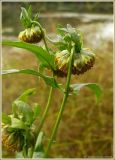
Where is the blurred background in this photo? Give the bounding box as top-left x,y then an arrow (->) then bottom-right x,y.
2,2 -> 113,158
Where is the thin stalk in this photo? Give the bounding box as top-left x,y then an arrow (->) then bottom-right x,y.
45,46 -> 74,157
36,86 -> 53,134
32,21 -> 50,53
31,21 -> 54,157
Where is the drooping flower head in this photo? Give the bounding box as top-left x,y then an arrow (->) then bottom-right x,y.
54,24 -> 95,77
18,6 -> 43,43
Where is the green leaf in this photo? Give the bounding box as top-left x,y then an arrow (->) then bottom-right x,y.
2,69 -> 59,88
12,100 -> 34,125
16,152 -> 23,158
2,113 -> 11,125
33,103 -> 41,121
18,88 -> 36,102
20,7 -> 32,28
2,41 -> 55,70
35,132 -> 44,151
27,5 -> 32,18
11,117 -> 27,130
70,83 -> 102,101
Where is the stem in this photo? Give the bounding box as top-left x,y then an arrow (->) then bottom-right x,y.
31,21 -> 54,157
45,46 -> 74,157
32,21 -> 50,53
36,86 -> 53,134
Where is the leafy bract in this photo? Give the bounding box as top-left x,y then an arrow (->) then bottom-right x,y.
2,69 -> 59,88
12,100 -> 34,125
2,113 -> 11,125
2,41 -> 55,70
18,88 -> 36,102
11,117 -> 27,130
70,83 -> 102,102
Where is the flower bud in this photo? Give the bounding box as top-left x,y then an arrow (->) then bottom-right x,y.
18,26 -> 42,43
55,48 -> 95,77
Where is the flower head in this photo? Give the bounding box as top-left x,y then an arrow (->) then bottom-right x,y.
2,125 -> 24,152
18,26 -> 42,43
55,48 -> 95,77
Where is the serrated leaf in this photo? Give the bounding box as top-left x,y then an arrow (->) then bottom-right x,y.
70,83 -> 102,102
2,41 -> 55,70
2,69 -> 59,88
2,113 -> 11,125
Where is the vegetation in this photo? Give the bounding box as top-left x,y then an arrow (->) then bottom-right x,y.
2,2 -> 113,158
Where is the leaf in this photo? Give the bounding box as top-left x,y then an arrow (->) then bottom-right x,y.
33,103 -> 41,121
2,41 -> 55,70
18,88 -> 36,102
2,113 -> 11,125
11,117 -> 27,130
35,132 -> 44,151
70,83 -> 102,101
12,100 -> 34,125
2,69 -> 59,88
27,5 -> 32,19
20,7 -> 31,28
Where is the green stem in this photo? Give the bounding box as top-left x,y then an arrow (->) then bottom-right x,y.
31,21 -> 54,157
45,46 -> 74,157
32,21 -> 50,53
36,86 -> 53,134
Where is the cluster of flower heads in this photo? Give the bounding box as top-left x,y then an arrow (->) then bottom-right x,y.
18,7 -> 95,77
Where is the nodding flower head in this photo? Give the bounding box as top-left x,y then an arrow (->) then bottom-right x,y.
2,124 -> 36,152
54,48 -> 95,77
18,26 -> 43,43
2,125 -> 24,152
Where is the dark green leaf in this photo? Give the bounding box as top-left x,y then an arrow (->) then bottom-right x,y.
2,69 -> 59,88
2,41 -> 55,70
2,113 -> 11,125
70,83 -> 102,101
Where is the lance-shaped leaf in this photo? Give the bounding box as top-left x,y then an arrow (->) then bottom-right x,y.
2,41 -> 55,70
2,69 -> 59,88
18,88 -> 36,102
70,83 -> 102,102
